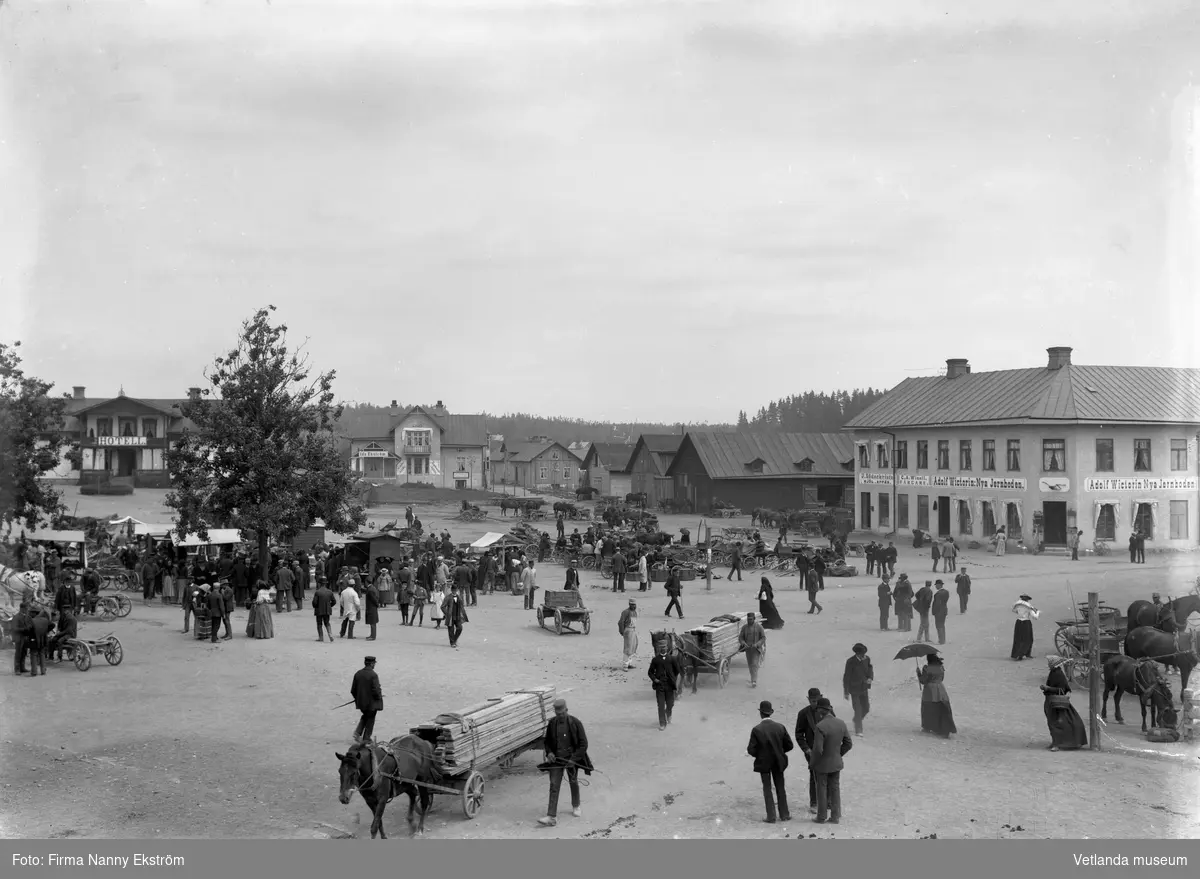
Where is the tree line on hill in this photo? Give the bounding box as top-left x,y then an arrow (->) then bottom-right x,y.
735,389 -> 885,433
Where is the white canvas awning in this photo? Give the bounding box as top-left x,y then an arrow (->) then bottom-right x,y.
134,523 -> 174,538
25,529 -> 87,545
171,529 -> 243,547
470,532 -> 508,549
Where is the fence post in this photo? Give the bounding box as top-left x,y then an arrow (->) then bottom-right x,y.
1088,591 -> 1101,750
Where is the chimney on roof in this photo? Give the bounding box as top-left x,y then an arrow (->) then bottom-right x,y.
1047,347 -> 1073,370
390,399 -> 399,417
188,387 -> 201,401
945,359 -> 970,380
435,400 -> 444,410
72,386 -> 85,400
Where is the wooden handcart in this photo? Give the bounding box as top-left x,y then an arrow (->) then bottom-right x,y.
51,633 -> 124,672
536,590 -> 591,635
407,686 -> 555,819
1053,602 -> 1127,685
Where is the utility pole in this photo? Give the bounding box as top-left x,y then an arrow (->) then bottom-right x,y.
1088,591 -> 1101,750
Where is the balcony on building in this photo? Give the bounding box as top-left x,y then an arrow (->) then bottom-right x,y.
402,443 -> 432,455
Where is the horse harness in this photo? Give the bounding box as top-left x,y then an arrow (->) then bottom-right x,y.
353,740 -> 442,801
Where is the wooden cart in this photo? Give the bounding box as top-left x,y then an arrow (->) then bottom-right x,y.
1053,602 -> 1126,685
536,590 -> 591,635
407,686 -> 555,819
677,613 -> 752,690
51,633 -> 124,672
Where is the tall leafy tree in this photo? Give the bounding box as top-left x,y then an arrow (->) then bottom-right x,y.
0,342 -> 77,534
165,307 -> 367,574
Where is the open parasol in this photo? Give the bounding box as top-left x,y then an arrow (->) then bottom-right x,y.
894,643 -> 940,687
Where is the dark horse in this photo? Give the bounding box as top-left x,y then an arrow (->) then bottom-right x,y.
336,735 -> 440,839
1101,655 -> 1174,731
1123,626 -> 1197,703
1126,592 -> 1200,632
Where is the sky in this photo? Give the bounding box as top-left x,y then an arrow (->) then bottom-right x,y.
1,0 -> 1198,423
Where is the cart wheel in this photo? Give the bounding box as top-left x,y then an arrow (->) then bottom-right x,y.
115,594 -> 132,617
73,643 -> 92,672
582,557 -> 596,570
98,598 -> 118,622
718,657 -> 731,688
1072,656 -> 1092,685
582,614 -> 591,635
461,771 -> 485,819
105,638 -> 123,666
1053,627 -> 1073,657
554,610 -> 563,635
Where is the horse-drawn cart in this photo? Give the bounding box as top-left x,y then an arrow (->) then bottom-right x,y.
671,613 -> 752,690
536,590 -> 591,635
408,686 -> 557,819
1053,602 -> 1127,684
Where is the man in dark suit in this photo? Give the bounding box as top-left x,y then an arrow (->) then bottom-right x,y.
914,580 -> 934,642
207,584 -> 226,644
795,687 -> 834,814
747,700 -> 793,823
312,578 -> 336,642
612,550 -> 626,592
877,578 -> 892,631
647,640 -> 683,730
842,643 -> 873,737
537,698 -> 593,827
54,576 -> 80,618
931,580 -> 950,645
811,697 -> 852,824
441,584 -> 469,648
231,554 -> 250,606
350,656 -> 383,742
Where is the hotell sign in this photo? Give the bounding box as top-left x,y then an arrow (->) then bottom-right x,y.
95,436 -> 148,447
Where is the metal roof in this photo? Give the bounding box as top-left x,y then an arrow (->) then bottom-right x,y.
501,441 -> 582,463
844,364 -> 1200,429
667,432 -> 856,479
638,434 -> 685,454
441,415 -> 488,447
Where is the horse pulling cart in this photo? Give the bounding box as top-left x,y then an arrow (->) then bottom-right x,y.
1054,602 -> 1127,684
657,613 -> 752,690
536,590 -> 591,635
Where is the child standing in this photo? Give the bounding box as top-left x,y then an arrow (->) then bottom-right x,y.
430,585 -> 446,628
411,581 -> 429,626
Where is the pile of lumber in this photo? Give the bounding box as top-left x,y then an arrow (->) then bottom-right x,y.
682,612 -> 750,661
411,685 -> 555,774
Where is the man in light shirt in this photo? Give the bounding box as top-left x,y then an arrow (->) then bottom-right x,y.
339,579 -> 362,639
637,552 -> 649,593
522,560 -> 539,610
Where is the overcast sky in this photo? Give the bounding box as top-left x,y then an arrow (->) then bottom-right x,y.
1,0 -> 1198,423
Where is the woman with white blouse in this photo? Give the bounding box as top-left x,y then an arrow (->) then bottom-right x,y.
247,579 -> 275,639
1010,594 -> 1039,660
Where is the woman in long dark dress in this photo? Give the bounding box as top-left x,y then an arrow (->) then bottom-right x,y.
756,577 -> 784,629
917,655 -> 957,738
1041,661 -> 1087,751
1011,594 -> 1039,660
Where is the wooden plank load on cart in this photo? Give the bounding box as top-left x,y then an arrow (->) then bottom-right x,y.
536,590 -> 591,635
1053,601 -> 1127,685
408,685 -> 556,820
677,612 -> 752,689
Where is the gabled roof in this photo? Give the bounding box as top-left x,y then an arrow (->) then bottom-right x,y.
350,406 -> 488,445
639,434 -> 685,454
844,364 -> 1200,429
666,431 -> 856,480
501,441 -> 555,463
583,442 -> 635,473
48,395 -> 202,433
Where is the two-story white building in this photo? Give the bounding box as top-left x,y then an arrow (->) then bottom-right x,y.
845,348 -> 1200,552
348,401 -> 490,490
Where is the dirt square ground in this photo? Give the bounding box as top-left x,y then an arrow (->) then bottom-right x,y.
2,487 -> 1198,839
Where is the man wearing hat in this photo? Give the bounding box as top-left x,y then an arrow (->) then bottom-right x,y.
811,697 -> 852,824
795,688 -> 834,814
913,579 -> 934,643
842,644 -> 873,737
312,577 -> 336,642
746,699 -> 794,823
441,584 -> 469,648
537,698 -> 593,827
738,612 -> 767,688
618,599 -> 639,669
647,638 -> 683,730
931,580 -> 950,645
954,567 -> 971,614
350,656 -> 383,742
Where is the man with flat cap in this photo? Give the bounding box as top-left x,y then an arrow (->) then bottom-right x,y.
618,598 -> 639,669
537,698 -> 593,827
739,612 -> 767,688
350,656 -> 383,742
747,699 -> 794,823
795,687 -> 835,814
842,643 -> 873,737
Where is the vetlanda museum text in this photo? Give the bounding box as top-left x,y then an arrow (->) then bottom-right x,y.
12,854 -> 186,867
1073,854 -> 1187,867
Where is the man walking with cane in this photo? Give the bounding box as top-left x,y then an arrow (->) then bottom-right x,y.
350,656 -> 383,742
537,698 -> 593,827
